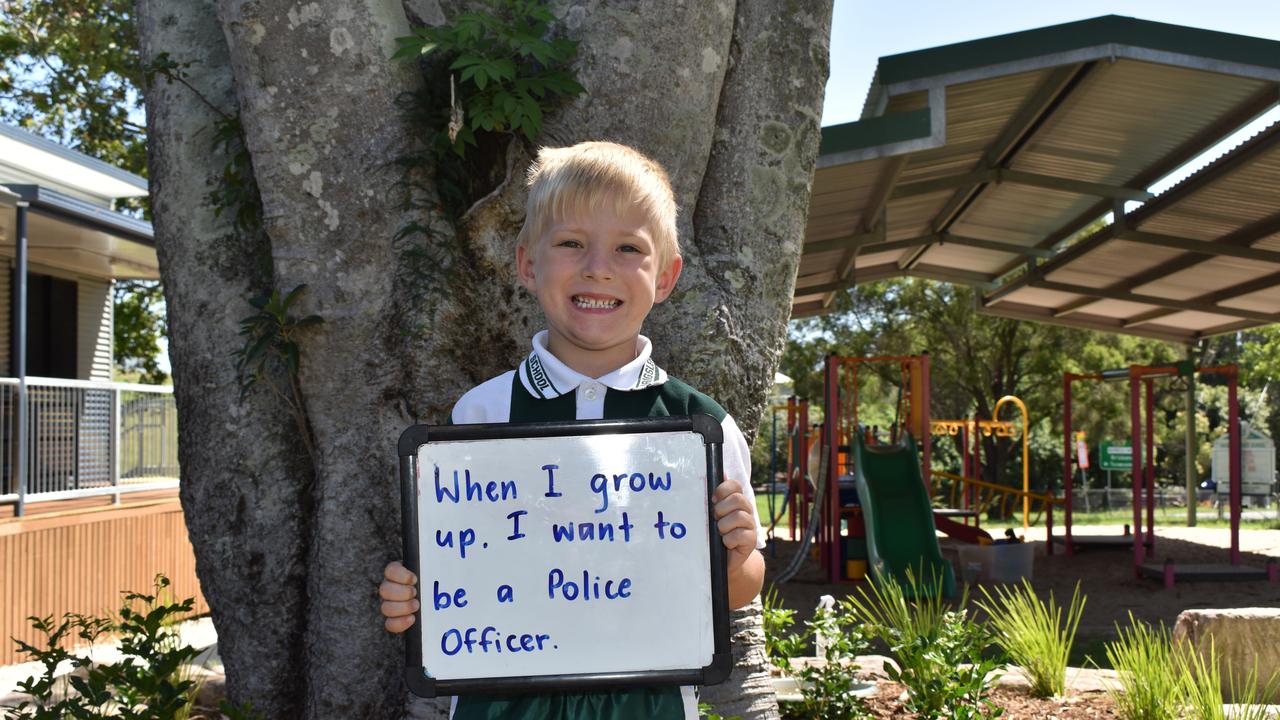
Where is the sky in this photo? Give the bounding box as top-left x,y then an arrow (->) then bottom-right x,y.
820,0 -> 1280,213
822,0 -> 1280,127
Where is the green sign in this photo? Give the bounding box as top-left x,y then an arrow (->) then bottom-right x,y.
1099,442 -> 1133,472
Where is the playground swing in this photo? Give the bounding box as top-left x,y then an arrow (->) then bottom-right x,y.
1061,362 -> 1279,588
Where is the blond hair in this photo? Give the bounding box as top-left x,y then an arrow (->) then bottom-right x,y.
516,142 -> 679,269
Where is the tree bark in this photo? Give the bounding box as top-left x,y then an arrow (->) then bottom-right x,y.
139,1 -> 831,717
138,2 -> 312,716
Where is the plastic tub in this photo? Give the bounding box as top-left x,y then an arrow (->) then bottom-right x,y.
956,542 -> 1034,584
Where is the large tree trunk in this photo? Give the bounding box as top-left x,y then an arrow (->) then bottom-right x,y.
138,1 -> 831,717
138,3 -> 313,717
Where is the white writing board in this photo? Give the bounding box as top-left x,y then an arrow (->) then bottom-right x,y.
396,416 -> 731,697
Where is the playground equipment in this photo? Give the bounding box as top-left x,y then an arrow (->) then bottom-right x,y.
852,432 -> 957,598
775,352 -> 1058,588
929,395 -> 1062,544
1062,362 -> 1277,587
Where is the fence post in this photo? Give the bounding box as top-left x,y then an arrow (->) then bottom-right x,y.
112,387 -> 121,504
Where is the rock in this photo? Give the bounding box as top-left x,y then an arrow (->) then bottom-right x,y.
1174,608 -> 1280,702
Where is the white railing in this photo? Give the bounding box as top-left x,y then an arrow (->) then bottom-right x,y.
0,377 -> 179,511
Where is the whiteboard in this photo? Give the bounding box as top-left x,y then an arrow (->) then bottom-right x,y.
397,416 -> 731,697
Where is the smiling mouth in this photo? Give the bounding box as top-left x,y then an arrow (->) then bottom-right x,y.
573,295 -> 621,310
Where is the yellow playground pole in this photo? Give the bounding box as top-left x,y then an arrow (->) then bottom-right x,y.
994,395 -> 1030,536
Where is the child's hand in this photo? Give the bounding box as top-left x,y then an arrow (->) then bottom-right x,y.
712,479 -> 757,569
379,561 -> 419,633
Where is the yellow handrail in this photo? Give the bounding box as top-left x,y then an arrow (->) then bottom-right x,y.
931,470 -> 1062,505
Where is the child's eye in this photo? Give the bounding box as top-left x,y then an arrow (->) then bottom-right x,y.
618,244 -> 643,254
556,239 -> 583,248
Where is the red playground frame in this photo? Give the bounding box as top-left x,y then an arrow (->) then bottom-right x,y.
1063,362 -> 1276,587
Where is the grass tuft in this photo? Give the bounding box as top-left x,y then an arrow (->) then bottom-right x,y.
977,580 -> 1085,698
1104,614 -> 1184,720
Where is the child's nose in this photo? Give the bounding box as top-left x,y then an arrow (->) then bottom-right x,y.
582,246 -> 614,279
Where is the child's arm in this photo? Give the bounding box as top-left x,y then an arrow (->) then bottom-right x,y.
379,561 -> 420,633
712,479 -> 766,610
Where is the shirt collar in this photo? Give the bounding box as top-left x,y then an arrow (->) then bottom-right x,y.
518,330 -> 668,399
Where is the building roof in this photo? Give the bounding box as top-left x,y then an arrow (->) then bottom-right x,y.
799,15 -> 1280,345
0,123 -> 148,205
0,124 -> 156,281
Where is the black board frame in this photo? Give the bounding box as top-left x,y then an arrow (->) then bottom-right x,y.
396,414 -> 732,698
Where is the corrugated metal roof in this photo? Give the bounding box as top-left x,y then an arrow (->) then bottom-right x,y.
798,15 -> 1280,344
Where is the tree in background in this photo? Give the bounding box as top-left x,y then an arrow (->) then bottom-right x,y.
0,0 -> 146,184
1,0 -> 168,382
138,1 -> 832,718
112,279 -> 167,383
780,279 -> 1205,501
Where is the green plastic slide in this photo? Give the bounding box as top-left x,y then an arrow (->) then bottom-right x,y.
852,433 -> 957,598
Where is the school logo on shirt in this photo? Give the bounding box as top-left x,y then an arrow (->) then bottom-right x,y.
636,359 -> 657,390
524,354 -> 558,398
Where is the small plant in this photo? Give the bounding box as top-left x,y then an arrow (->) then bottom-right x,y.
2,575 -> 258,720
845,570 -> 1004,720
393,0 -> 584,155
1104,614 -> 1184,720
234,284 -> 323,461
977,580 -> 1085,697
842,568 -> 953,646
782,603 -> 872,720
761,585 -> 803,666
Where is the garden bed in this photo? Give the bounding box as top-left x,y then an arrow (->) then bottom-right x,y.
857,681 -> 1117,719
775,656 -> 1122,719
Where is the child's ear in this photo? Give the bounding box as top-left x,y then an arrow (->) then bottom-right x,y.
654,254 -> 683,303
516,242 -> 538,292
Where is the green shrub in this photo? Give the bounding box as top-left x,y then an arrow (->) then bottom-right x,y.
844,570 -> 1004,720
977,580 -> 1085,697
783,604 -> 872,720
761,585 -> 804,665
3,575 -> 260,720
1104,615 -> 1184,720
764,588 -> 870,720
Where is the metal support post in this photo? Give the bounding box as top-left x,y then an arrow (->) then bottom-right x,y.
111,387 -> 122,504
1185,362 -> 1197,527
1152,379 -> 1162,558
1228,373 -> 1241,566
15,202 -> 28,517
1130,372 -> 1143,577
1063,374 -> 1074,555
920,352 -> 931,489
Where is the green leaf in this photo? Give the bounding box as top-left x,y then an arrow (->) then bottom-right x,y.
449,54 -> 484,70
281,284 -> 308,312
243,332 -> 273,367
488,58 -> 516,82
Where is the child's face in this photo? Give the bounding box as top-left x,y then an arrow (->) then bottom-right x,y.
517,198 -> 682,373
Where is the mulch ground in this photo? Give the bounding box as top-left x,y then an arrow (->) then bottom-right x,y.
857,682 -> 1117,719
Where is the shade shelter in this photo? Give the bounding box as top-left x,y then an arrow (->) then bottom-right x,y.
799,15 -> 1280,345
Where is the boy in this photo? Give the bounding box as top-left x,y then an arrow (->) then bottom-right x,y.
381,141 -> 765,720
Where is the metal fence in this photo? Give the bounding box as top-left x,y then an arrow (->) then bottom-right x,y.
0,377 -> 178,509
1069,488 -> 1280,517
